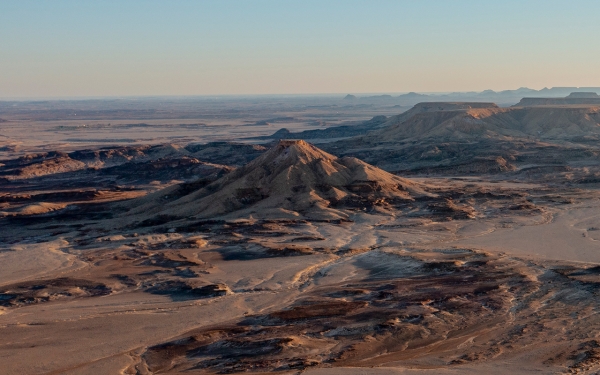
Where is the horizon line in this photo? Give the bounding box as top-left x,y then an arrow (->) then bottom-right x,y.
3,86 -> 600,102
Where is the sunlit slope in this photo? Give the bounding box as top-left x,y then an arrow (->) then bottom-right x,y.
125,140 -> 431,221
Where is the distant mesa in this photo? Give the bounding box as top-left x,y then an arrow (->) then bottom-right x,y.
270,128 -> 292,138
397,101 -> 499,115
567,92 -> 600,99
339,88 -> 582,106
515,92 -> 600,106
344,87 -> 600,106
365,102 -> 600,142
126,140 -> 431,221
398,92 -> 429,99
322,100 -> 600,176
378,102 -> 499,130
319,102 -> 501,146
514,86 -> 537,92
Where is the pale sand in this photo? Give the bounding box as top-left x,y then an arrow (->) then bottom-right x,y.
0,239 -> 86,285
0,290 -> 294,374
448,201 -> 600,262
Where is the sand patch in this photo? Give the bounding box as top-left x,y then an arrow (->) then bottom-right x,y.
10,202 -> 67,216
449,203 -> 600,262
0,239 -> 84,286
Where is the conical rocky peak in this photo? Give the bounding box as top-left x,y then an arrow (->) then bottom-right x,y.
250,139 -> 337,168
127,140 -> 432,221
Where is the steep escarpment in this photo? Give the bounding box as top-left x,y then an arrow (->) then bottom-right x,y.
380,102 -> 500,130
370,105 -> 600,141
321,103 -> 600,178
515,92 -> 600,106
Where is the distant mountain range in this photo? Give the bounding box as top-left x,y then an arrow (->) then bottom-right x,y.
344,87 -> 600,106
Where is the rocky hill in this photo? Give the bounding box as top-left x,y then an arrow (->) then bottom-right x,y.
124,140 -> 432,221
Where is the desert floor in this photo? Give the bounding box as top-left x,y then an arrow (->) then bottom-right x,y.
3,98 -> 600,374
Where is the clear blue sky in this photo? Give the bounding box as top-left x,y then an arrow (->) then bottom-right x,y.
1,0 -> 599,98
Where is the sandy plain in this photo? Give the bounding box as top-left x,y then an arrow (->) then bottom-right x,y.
2,96 -> 600,374
0,96 -> 403,159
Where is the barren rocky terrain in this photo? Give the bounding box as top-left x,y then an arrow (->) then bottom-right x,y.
3,96 -> 600,374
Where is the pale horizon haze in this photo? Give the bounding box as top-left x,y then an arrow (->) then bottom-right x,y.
1,0 -> 600,99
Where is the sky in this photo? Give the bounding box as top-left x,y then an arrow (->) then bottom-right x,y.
1,0 -> 600,98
